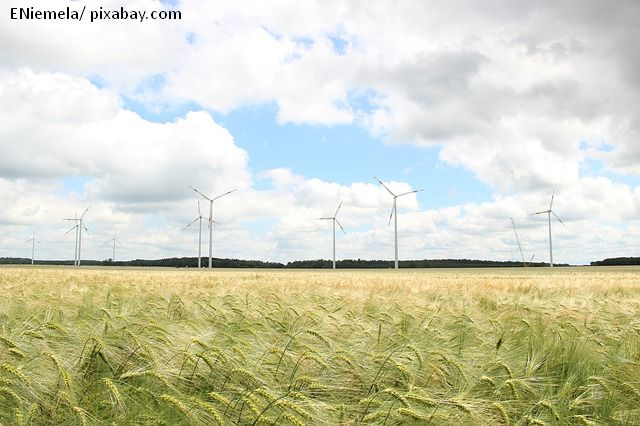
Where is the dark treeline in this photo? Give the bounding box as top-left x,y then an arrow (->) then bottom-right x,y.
0,257 -> 559,268
0,257 -> 284,268
287,259 -> 556,268
590,257 -> 640,266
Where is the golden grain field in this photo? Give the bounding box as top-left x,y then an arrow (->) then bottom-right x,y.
1,266 -> 640,425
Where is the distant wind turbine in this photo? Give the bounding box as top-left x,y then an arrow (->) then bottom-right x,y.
319,202 -> 345,269
64,207 -> 90,266
188,186 -> 237,269
510,217 -> 525,267
530,191 -> 564,267
184,198 -> 214,268
26,231 -> 35,265
105,231 -> 117,261
64,214 -> 79,265
374,176 -> 423,269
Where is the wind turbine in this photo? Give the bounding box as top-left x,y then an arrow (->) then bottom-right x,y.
319,202 -> 345,269
64,214 -> 79,266
184,199 -> 213,268
26,231 -> 35,265
105,231 -> 117,261
510,217 -> 525,267
64,207 -> 90,266
374,177 -> 423,269
530,191 -> 564,267
188,186 -> 237,269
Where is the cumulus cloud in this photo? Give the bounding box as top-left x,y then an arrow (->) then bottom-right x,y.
0,69 -> 251,202
4,0 -> 639,184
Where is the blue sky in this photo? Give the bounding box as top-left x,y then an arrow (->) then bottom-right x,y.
121,93 -> 494,208
1,0 -> 639,265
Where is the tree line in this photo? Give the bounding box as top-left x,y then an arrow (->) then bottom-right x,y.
590,257 -> 640,266
0,257 -> 561,268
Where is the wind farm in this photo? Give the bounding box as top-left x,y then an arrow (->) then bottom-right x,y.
0,185 -> 610,269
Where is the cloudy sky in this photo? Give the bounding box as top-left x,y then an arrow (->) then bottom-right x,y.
1,0 -> 639,265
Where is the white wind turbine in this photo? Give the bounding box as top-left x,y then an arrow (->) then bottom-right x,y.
188,186 -> 237,269
26,231 -> 35,265
530,191 -> 564,267
374,176 -> 423,269
105,231 -> 117,261
184,198 -> 213,268
510,217 -> 525,266
64,214 -> 79,266
64,207 -> 90,266
319,202 -> 345,269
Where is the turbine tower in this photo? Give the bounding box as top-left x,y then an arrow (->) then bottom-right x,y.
64,207 -> 90,266
374,176 -> 423,269
530,191 -> 564,267
184,198 -> 212,268
64,213 -> 79,266
510,217 -> 525,267
319,202 -> 345,269
188,186 -> 237,269
26,231 -> 35,265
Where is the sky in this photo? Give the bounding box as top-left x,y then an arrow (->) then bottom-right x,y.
1,0 -> 639,265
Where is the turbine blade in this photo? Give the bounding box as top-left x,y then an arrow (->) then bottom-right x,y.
64,225 -> 77,235
335,219 -> 346,234
374,176 -> 396,196
189,185 -> 212,201
551,211 -> 565,227
83,225 -> 90,234
334,201 -> 342,218
212,188 -> 238,201
319,217 -> 332,220
184,217 -> 199,230
397,188 -> 423,198
197,198 -> 201,216
80,206 -> 90,219
549,190 -> 555,210
529,210 -> 549,216
387,200 -> 396,226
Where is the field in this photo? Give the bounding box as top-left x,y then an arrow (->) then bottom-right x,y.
1,266 -> 640,425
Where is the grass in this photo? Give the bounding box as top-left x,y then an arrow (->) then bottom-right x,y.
0,266 -> 640,424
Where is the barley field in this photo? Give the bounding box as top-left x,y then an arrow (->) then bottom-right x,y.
1,266 -> 640,425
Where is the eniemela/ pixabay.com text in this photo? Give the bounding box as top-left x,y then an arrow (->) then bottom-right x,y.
10,6 -> 181,23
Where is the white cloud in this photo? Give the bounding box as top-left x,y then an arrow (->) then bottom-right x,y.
0,69 -> 251,202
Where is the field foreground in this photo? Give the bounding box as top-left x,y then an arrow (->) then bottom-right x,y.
1,266 -> 640,425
